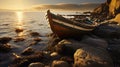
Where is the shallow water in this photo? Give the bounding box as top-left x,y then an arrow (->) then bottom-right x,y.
0,11 -> 53,53
0,11 -> 53,67
0,12 -> 51,36
0,11 -> 83,67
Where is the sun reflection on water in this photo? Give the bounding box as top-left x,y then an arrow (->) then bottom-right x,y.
15,11 -> 25,37
17,11 -> 23,23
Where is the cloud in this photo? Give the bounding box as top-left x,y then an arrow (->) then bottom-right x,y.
33,3 -> 100,11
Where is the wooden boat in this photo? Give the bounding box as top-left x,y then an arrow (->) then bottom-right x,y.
46,10 -> 97,38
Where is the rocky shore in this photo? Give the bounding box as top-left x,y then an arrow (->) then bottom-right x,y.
0,21 -> 120,67
0,0 -> 120,67
0,25 -> 120,67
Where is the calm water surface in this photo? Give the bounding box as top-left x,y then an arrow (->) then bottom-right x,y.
0,11 -> 51,37
0,11 -> 82,66
0,11 -> 52,66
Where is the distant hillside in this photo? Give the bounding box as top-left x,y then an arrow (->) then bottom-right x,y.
0,9 -> 10,11
33,3 -> 100,11
0,8 -> 19,11
0,8 -> 31,12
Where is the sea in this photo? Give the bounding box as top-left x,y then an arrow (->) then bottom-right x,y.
0,11 -> 83,67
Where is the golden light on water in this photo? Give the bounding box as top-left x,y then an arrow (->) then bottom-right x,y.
16,11 -> 23,23
15,11 -> 25,37
15,11 -> 24,29
18,32 -> 24,37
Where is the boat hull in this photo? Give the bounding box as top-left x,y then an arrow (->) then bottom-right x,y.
47,10 -> 96,38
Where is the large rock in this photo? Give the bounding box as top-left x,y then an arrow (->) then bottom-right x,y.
107,38 -> 120,45
80,36 -> 108,48
93,3 -> 109,21
51,60 -> 69,67
74,47 -> 113,67
93,23 -> 120,38
0,44 -> 12,53
0,37 -> 12,44
110,13 -> 120,23
109,0 -> 120,16
93,0 -> 120,21
10,52 -> 44,67
108,42 -> 120,64
47,33 -> 61,51
54,39 -> 88,55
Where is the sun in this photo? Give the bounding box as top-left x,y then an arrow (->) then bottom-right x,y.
0,0 -> 29,10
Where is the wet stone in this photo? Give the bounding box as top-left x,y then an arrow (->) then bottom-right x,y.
51,60 -> 69,67
0,44 -> 12,53
50,52 -> 61,60
74,47 -> 114,67
93,23 -> 120,39
15,28 -> 24,33
50,52 -> 59,57
30,32 -> 41,37
80,37 -> 108,49
28,62 -> 45,67
108,44 -> 120,64
21,47 -> 34,55
10,52 -> 44,67
33,37 -> 42,42
14,37 -> 25,42
54,39 -> 87,56
29,41 -> 38,46
60,56 -> 73,63
0,37 -> 12,44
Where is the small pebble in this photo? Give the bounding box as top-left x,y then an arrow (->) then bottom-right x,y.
50,52 -> 59,57
29,41 -> 38,46
52,60 -> 69,67
15,28 -> 24,33
33,37 -> 42,42
30,32 -> 41,37
14,37 -> 25,42
21,47 -> 34,55
28,62 -> 45,67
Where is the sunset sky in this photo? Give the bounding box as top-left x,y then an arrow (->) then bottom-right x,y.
0,0 -> 105,10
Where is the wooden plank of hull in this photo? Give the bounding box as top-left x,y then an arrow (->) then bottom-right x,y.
51,21 -> 88,38
52,19 -> 94,31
